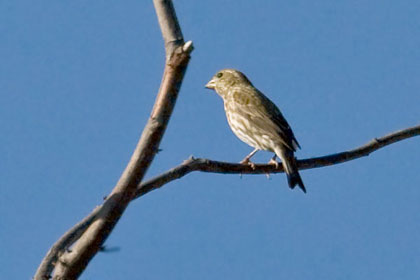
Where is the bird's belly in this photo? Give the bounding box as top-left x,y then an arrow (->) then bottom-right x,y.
226,111 -> 276,152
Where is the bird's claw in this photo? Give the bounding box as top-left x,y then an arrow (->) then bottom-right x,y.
249,162 -> 256,170
265,157 -> 278,179
268,158 -> 279,169
240,158 -> 256,170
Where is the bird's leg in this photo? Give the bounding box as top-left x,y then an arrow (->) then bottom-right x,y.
268,154 -> 279,168
240,148 -> 259,169
264,154 -> 279,179
240,148 -> 258,164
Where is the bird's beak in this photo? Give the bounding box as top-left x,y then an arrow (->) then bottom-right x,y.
205,79 -> 216,89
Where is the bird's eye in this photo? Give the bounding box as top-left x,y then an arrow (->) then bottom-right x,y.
216,72 -> 223,78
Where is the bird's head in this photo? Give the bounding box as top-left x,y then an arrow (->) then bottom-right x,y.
205,69 -> 253,97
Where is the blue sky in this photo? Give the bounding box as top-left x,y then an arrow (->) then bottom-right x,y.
1,1 -> 420,279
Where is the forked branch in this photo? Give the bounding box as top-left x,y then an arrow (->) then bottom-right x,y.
34,0 -> 193,279
36,125 -> 419,277
33,1 -> 419,278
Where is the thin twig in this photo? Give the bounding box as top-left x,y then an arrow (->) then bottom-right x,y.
135,124 -> 420,197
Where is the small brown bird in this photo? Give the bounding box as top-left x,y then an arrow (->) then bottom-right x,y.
205,69 -> 306,193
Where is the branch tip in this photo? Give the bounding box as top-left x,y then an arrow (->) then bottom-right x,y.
183,41 -> 194,52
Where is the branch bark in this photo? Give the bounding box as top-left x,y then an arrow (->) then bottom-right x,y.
134,124 -> 420,197
34,207 -> 100,279
33,1 -> 419,278
34,1 -> 193,279
35,124 -> 419,277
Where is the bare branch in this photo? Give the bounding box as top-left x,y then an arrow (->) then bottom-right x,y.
33,1 -> 418,277
154,0 -> 184,59
135,124 -> 420,197
34,1 -> 193,279
34,207 -> 101,279
36,123 -> 419,279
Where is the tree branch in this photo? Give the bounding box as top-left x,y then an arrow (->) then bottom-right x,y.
34,207 -> 101,280
34,1 -> 193,279
135,124 -> 420,197
33,1 -> 418,277
36,120 -> 419,279
154,0 -> 184,59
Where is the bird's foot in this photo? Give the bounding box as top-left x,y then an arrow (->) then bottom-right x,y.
240,158 -> 256,170
268,158 -> 279,169
265,155 -> 279,179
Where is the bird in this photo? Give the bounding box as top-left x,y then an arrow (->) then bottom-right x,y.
205,69 -> 306,193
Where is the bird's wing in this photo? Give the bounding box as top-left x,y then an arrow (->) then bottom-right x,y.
259,91 -> 301,151
228,86 -> 300,151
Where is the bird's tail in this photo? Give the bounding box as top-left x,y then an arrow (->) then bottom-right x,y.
275,147 -> 306,193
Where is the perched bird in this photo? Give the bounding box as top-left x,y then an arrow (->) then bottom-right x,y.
205,69 -> 306,193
